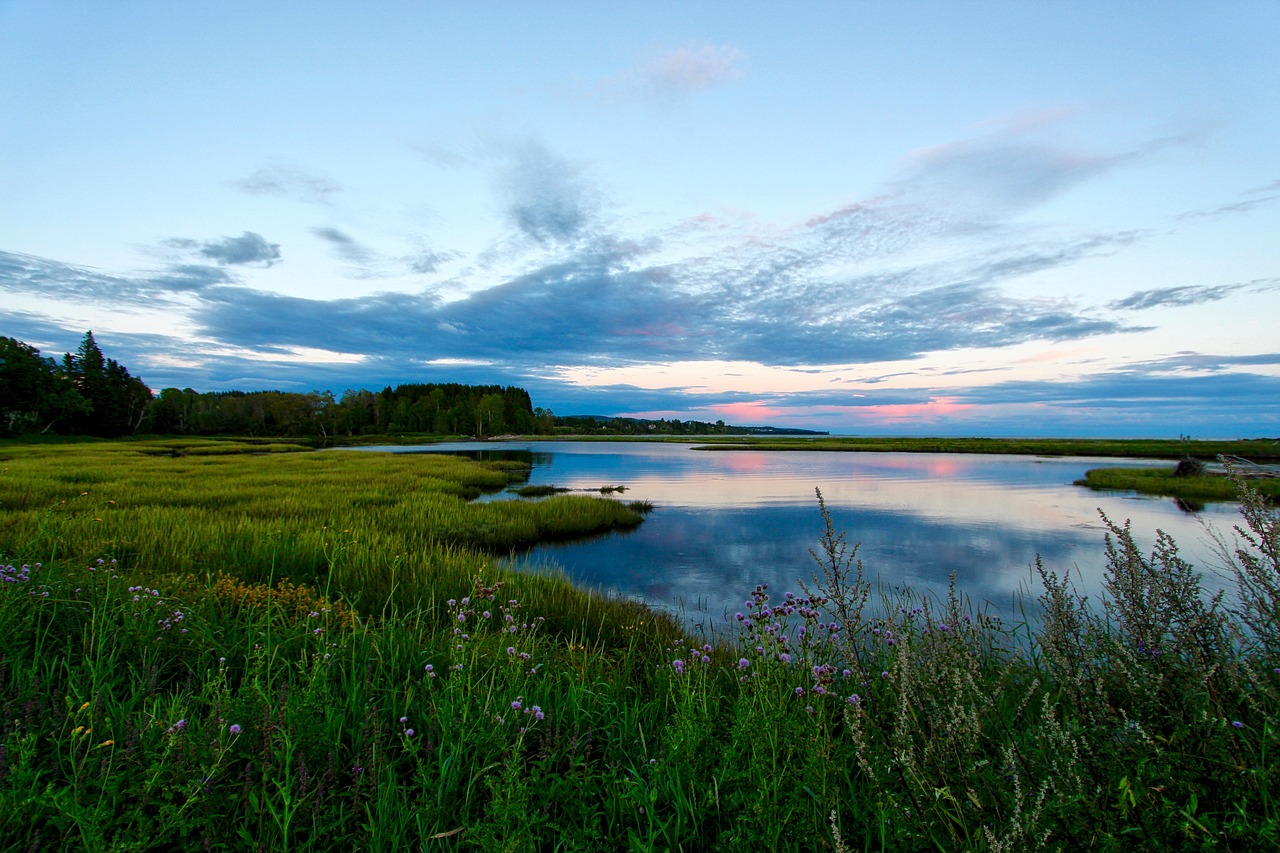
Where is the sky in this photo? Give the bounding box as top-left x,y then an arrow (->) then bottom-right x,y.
2,1 -> 1278,437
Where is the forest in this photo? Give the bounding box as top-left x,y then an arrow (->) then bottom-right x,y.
0,333 -> 759,441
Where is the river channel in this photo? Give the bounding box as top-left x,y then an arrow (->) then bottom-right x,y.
373,441 -> 1242,628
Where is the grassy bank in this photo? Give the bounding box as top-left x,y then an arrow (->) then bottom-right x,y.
1077,466 -> 1280,503
2,439 -> 1279,850
691,435 -> 1280,461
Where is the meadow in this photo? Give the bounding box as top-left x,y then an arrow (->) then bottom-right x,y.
1,438 -> 1278,851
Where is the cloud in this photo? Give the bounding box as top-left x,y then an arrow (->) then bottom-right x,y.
147,264 -> 237,291
1177,178 -> 1280,222
310,227 -> 388,277
1110,283 -> 1242,311
891,137 -> 1116,222
179,232 -> 282,267
1109,278 -> 1279,311
232,163 -> 340,205
185,225 -> 1132,375
499,142 -> 598,245
17,117 -> 1270,437
404,248 -> 455,274
596,44 -> 745,103
0,250 -> 229,305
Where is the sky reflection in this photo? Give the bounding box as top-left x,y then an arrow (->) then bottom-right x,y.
388,441 -> 1242,628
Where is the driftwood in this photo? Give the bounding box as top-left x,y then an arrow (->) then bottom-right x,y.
1206,456 -> 1280,479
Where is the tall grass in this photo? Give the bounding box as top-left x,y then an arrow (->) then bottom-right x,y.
0,439 -> 645,619
2,442 -> 1278,850
1076,465 -> 1280,502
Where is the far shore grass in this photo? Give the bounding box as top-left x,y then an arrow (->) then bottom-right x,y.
684,434 -> 1280,461
1075,465 -> 1280,503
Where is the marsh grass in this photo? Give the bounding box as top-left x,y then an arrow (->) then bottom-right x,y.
0,439 -> 645,617
1076,466 -> 1280,502
2,442 -> 1279,850
693,436 -> 1280,462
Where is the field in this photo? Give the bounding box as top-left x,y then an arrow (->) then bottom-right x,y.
2,438 -> 1278,851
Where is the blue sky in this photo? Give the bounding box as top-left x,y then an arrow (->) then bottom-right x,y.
2,1 -> 1278,437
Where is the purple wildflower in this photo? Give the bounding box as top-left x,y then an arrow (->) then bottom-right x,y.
737,658 -> 750,670
229,724 -> 242,735
672,659 -> 685,675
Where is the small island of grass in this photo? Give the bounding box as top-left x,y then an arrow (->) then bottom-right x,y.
1076,461 -> 1280,503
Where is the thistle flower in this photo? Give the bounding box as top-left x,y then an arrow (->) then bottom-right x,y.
672,659 -> 685,674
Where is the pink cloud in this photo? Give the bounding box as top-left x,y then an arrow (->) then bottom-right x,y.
710,401 -> 785,422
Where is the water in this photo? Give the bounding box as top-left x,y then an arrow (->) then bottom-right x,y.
367,441 -> 1242,625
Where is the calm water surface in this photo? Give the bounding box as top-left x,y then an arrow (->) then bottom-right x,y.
372,441 -> 1240,626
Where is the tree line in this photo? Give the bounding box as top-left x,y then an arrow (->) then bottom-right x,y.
1,333 -> 549,441
1,332 -> 151,438
2,333 -> 792,442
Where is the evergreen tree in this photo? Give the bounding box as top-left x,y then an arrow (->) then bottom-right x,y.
0,336 -> 89,434
62,331 -> 152,436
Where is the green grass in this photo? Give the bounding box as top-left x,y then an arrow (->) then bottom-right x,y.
0,438 -> 646,621
691,435 -> 1280,461
2,438 -> 1279,850
1076,466 -> 1280,502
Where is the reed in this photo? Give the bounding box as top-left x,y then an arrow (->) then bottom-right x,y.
1076,465 -> 1280,502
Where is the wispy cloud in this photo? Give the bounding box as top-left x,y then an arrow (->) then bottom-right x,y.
232,163 -> 341,205
310,227 -> 390,278
404,248 -> 455,275
1109,278 -> 1279,311
0,250 -> 230,305
499,141 -> 599,246
167,232 -> 281,267
594,44 -> 745,104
